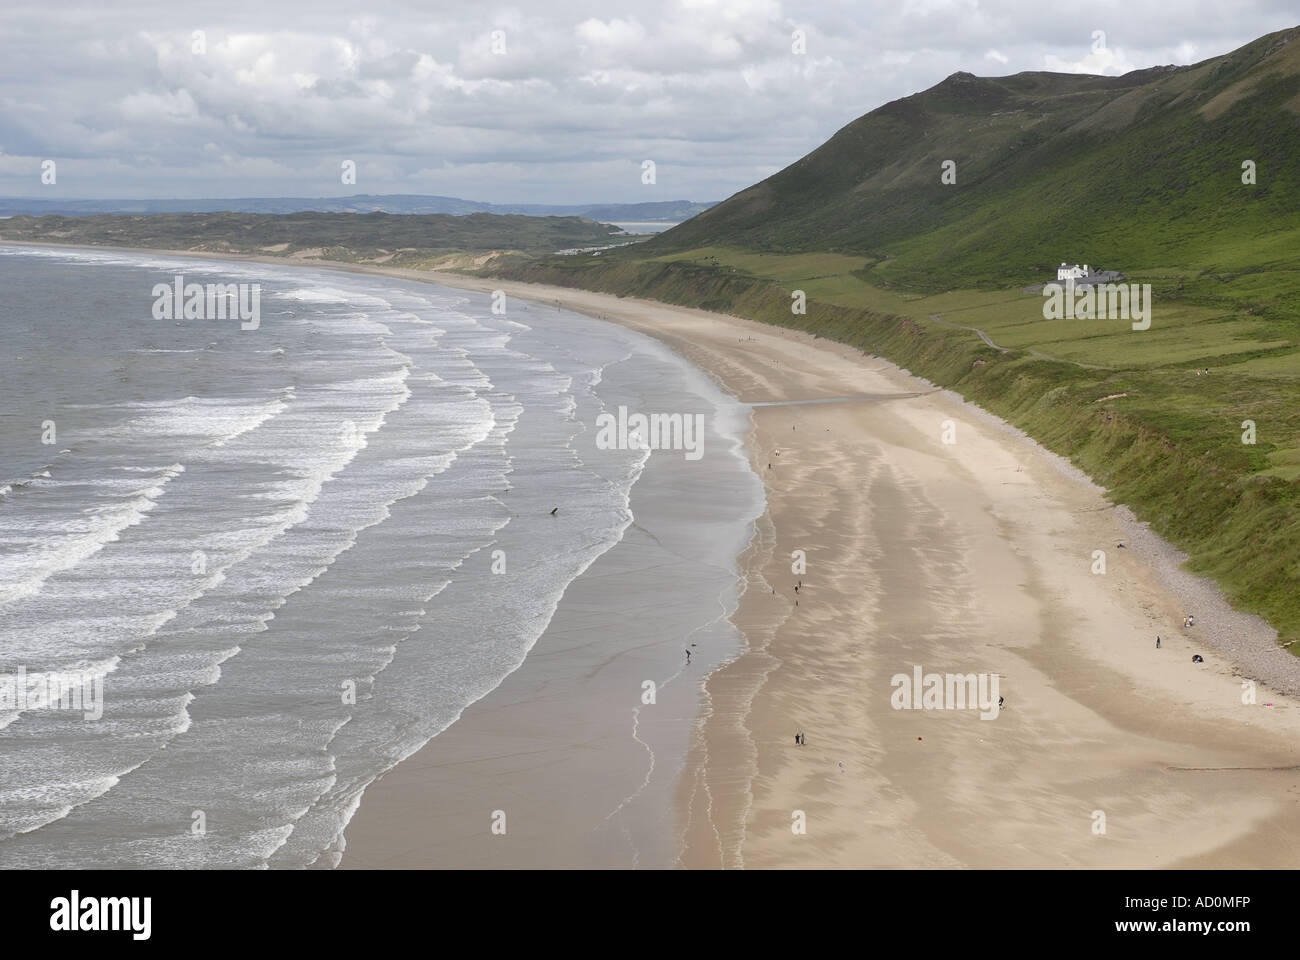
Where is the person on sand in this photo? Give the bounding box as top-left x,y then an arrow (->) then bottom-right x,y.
685,649 -> 692,664
1156,636 -> 1161,648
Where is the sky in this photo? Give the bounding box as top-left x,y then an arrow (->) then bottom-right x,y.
0,0 -> 1295,204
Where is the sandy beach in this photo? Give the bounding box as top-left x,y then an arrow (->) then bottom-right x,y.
9,243 -> 1299,869
353,266 -> 1300,869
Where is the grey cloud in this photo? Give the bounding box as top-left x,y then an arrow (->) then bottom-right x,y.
0,0 -> 1293,202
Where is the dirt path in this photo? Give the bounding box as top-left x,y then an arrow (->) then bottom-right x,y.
927,313 -> 1112,370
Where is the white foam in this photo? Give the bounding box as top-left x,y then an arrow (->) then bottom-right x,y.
0,465 -> 184,607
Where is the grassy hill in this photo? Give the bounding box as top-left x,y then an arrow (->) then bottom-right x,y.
487,27 -> 1300,647
653,28 -> 1300,294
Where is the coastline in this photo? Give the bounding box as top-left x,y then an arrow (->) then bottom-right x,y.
9,241 -> 1300,868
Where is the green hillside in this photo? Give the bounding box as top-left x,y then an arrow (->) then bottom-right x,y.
653,27 -> 1300,293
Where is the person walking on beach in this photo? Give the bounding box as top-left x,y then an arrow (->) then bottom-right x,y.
1156,636 -> 1161,649
686,649 -> 692,664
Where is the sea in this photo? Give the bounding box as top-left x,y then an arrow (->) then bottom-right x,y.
0,245 -> 763,868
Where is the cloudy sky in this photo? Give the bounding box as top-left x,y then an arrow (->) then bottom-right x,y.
0,0 -> 1295,203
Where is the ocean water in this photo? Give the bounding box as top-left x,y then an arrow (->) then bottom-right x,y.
0,246 -> 763,868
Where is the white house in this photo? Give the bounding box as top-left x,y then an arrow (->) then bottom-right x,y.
1057,262 -> 1091,280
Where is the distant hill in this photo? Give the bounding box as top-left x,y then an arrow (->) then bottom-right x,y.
652,26 -> 1300,291
0,211 -> 631,264
0,194 -> 716,223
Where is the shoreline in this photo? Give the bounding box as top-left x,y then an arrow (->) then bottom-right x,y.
10,241 -> 1300,867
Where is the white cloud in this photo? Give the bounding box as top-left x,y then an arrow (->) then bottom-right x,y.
1042,46 -> 1140,75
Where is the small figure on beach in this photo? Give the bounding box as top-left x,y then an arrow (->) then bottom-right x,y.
998,696 -> 1004,708
1192,654 -> 1204,663
1156,636 -> 1161,649
686,649 -> 692,664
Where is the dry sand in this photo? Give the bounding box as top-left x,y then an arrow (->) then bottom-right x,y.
12,243 -> 1298,868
